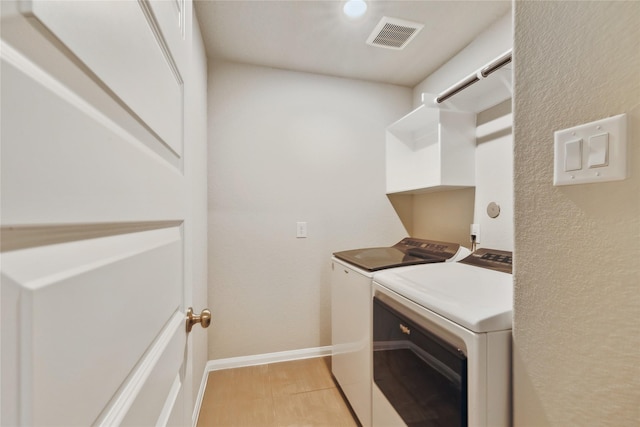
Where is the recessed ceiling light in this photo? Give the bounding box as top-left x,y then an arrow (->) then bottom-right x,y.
343,0 -> 367,19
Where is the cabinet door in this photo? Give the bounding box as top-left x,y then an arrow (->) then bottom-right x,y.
331,262 -> 372,427
1,1 -> 201,425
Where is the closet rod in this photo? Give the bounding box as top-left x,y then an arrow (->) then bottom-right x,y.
435,49 -> 512,104
481,51 -> 512,77
436,75 -> 480,103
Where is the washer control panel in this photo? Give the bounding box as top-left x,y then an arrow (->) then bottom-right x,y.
460,248 -> 512,274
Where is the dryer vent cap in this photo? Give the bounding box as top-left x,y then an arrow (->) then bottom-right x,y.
366,16 -> 424,50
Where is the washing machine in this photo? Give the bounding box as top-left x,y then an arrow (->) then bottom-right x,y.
371,248 -> 513,427
331,238 -> 470,427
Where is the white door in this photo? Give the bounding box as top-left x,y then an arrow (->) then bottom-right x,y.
1,1 -> 206,425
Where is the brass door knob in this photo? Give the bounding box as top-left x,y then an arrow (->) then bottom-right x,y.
186,307 -> 211,333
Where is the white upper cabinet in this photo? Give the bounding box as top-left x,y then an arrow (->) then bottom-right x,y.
385,49 -> 512,195
386,105 -> 476,194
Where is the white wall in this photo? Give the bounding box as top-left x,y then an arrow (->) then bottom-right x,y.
410,188 -> 475,246
513,2 -> 640,425
474,100 -> 513,251
410,12 -> 513,251
412,12 -> 512,108
207,62 -> 409,359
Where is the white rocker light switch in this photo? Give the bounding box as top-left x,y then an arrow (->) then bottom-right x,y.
553,114 -> 627,186
588,133 -> 609,168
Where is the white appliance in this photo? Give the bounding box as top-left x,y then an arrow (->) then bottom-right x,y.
331,238 -> 469,427
371,248 -> 513,427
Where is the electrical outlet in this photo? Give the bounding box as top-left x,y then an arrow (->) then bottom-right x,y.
470,223 -> 480,243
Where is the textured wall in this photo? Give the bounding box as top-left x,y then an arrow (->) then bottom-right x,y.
207,62 -> 409,359
513,2 -> 640,426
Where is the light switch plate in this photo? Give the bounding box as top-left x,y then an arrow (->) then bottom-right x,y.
553,113 -> 627,186
296,221 -> 307,238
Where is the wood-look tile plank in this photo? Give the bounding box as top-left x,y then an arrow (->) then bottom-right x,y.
273,388 -> 359,427
197,365 -> 274,427
196,357 -> 359,427
269,357 -> 335,397
204,365 -> 271,405
197,399 -> 276,427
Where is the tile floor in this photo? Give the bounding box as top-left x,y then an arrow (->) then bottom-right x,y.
196,356 -> 359,427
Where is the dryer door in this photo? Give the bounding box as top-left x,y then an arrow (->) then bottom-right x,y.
373,296 -> 468,427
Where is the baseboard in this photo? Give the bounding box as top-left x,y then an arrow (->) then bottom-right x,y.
192,346 -> 333,425
192,362 -> 209,427
206,345 -> 333,371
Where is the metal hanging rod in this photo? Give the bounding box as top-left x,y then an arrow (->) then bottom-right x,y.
435,49 -> 512,104
436,75 -> 480,103
481,50 -> 512,78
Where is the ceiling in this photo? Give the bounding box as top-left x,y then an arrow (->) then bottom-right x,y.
194,0 -> 511,87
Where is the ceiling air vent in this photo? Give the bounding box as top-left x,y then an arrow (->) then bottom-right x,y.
366,17 -> 424,50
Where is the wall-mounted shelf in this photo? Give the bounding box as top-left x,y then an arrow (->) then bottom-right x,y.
386,105 -> 476,194
385,50 -> 512,195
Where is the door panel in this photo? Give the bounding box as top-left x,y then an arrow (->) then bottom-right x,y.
0,0 -> 203,425
1,227 -> 183,426
1,278 -> 20,427
24,0 -> 184,156
1,42 -> 183,226
147,0 -> 187,70
110,313 -> 186,427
